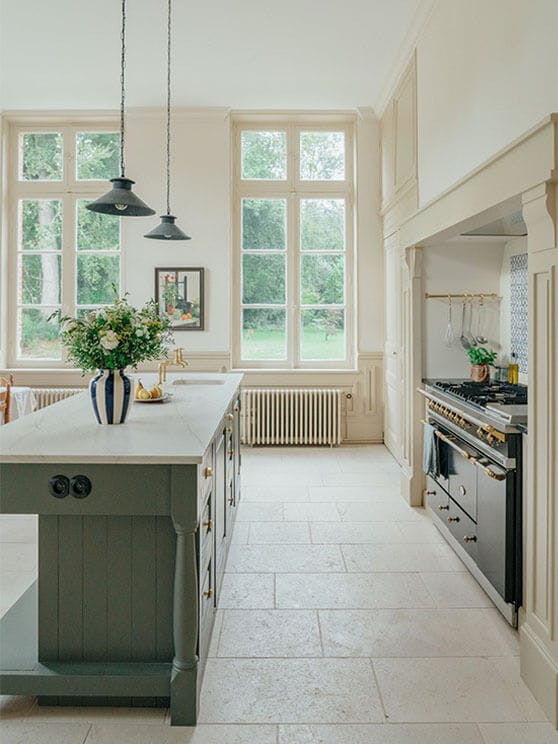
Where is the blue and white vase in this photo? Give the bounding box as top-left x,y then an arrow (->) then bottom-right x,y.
89,369 -> 132,425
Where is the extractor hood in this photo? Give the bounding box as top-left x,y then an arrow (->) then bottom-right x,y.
461,210 -> 527,238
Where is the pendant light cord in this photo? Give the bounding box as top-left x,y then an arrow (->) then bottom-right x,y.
165,0 -> 172,215
120,0 -> 127,178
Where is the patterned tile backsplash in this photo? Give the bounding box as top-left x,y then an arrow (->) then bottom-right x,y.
510,253 -> 528,374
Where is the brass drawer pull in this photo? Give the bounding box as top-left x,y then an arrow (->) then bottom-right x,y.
203,519 -> 213,531
425,490 -> 436,495
437,504 -> 449,511
447,516 -> 460,523
203,589 -> 213,599
228,495 -> 234,506
464,535 -> 477,543
204,466 -> 213,478
229,449 -> 234,458
226,426 -> 232,433
227,413 -> 234,421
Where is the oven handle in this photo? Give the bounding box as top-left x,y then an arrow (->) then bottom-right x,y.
423,421 -> 508,482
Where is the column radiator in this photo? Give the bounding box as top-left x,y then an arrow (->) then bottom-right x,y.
33,387 -> 83,410
241,388 -> 342,446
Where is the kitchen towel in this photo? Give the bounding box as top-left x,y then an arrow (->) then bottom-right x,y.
423,422 -> 440,477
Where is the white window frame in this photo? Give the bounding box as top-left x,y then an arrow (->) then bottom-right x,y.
232,115 -> 355,370
6,117 -> 122,368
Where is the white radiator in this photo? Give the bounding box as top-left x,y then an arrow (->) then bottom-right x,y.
241,388 -> 342,446
33,387 -> 83,410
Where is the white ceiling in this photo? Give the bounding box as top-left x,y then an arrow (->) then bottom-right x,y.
0,0 -> 422,111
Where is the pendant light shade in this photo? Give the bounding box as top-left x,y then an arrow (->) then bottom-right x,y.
87,178 -> 155,217
144,0 -> 190,240
144,214 -> 190,240
86,0 -> 154,218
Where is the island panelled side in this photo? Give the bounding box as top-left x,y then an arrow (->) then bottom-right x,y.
0,392 -> 242,726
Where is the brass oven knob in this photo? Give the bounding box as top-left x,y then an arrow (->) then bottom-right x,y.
204,466 -> 213,478
447,516 -> 460,523
437,504 -> 449,511
463,535 -> 477,543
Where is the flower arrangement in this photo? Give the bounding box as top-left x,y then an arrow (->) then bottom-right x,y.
56,294 -> 173,373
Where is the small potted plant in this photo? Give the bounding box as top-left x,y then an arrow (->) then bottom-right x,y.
467,346 -> 497,382
55,294 -> 172,425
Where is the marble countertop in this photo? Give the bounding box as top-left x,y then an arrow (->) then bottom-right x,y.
0,373 -> 243,465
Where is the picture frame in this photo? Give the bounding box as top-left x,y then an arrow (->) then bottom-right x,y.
154,267 -> 205,331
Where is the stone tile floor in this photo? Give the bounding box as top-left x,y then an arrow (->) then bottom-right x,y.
1,444 -> 557,743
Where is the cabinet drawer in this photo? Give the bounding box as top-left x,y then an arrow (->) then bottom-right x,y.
426,476 -> 450,516
446,498 -> 478,561
200,493 -> 213,560
199,446 -> 214,501
200,556 -> 215,622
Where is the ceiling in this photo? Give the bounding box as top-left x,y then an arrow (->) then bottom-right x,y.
0,0 -> 423,112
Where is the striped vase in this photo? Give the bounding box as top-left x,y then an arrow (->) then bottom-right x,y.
89,369 -> 132,425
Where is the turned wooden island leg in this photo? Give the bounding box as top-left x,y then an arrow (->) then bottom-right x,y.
170,519 -> 199,725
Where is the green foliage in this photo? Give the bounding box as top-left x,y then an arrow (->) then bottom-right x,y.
301,254 -> 344,304
242,199 -> 286,250
301,199 -> 344,250
241,131 -> 286,179
21,133 -> 63,180
242,254 -> 286,304
300,131 -> 345,180
77,200 -> 119,250
77,254 -> 120,305
55,294 -> 173,372
467,347 -> 497,366
76,132 -> 119,180
21,199 -> 62,250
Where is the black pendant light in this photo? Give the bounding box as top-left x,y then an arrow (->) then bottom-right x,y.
144,0 -> 191,240
87,0 -> 155,217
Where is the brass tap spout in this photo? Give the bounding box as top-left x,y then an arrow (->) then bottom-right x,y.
158,347 -> 189,385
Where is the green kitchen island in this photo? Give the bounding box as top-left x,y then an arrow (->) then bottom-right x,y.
0,373 -> 243,725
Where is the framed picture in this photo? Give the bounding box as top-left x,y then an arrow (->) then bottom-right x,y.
154,267 -> 205,331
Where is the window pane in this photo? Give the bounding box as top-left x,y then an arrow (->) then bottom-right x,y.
20,132 -> 63,181
76,200 -> 120,250
301,309 -> 345,360
242,254 -> 285,304
241,131 -> 287,180
301,254 -> 344,305
242,308 -> 286,360
301,199 -> 344,251
19,254 -> 61,305
242,198 -> 286,250
20,200 -> 62,250
77,254 -> 120,305
18,307 -> 61,359
76,132 -> 120,180
300,131 -> 345,180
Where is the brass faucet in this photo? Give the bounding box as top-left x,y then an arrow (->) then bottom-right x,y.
158,347 -> 188,384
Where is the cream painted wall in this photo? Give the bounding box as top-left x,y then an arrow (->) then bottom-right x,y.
416,0 -> 558,206
422,240 -> 504,379
121,110 -> 231,353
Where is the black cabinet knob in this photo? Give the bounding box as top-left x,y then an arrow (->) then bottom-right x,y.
49,475 -> 70,498
70,475 -> 92,499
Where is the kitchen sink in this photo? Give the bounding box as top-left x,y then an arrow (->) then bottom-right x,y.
171,378 -> 225,386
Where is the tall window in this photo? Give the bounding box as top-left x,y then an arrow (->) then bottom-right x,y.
9,123 -> 121,365
234,121 -> 354,368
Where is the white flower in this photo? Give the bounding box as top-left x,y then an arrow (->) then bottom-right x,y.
135,326 -> 147,337
100,329 -> 119,351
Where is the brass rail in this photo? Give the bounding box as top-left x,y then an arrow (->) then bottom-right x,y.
424,292 -> 500,299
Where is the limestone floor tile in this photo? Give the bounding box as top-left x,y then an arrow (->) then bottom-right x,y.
480,609 -> 520,655
276,572 -> 435,609
199,658 -> 384,723
85,723 -> 278,744
420,572 -> 495,608
236,503 -> 284,522
0,695 -> 36,719
372,657 -> 537,723
217,610 -> 321,657
0,570 -> 36,608
478,722 -> 558,744
0,542 -> 38,572
490,656 -> 548,721
242,471 -> 325,487
0,721 -> 91,744
242,485 -> 310,502
321,472 -> 402,487
283,503 -> 340,522
278,723 -> 484,744
226,544 -> 344,573
395,521 -> 446,543
248,522 -> 311,544
310,521 -> 402,544
337,501 -> 426,523
308,486 -> 401,502
229,522 -> 250,544
0,515 -> 37,543
207,609 -> 224,657
27,705 -> 166,723
341,543 -> 466,573
319,609 -> 519,658
217,573 -> 275,609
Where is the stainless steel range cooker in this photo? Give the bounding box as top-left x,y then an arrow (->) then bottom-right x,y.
418,379 -> 526,626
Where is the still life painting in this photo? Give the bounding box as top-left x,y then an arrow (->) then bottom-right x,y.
155,267 -> 205,330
